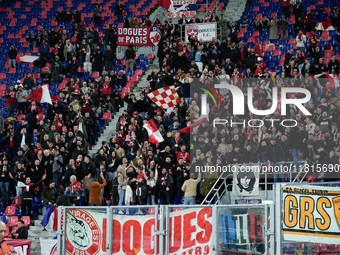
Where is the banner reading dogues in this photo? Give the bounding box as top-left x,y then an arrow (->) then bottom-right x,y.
283,185 -> 340,244
185,23 -> 217,42
117,27 -> 161,46
65,208 -> 212,255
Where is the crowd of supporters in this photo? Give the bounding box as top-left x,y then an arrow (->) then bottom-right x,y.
0,1 -> 339,217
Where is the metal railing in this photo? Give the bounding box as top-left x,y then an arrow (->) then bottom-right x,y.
201,161 -> 308,205
57,204 -> 273,255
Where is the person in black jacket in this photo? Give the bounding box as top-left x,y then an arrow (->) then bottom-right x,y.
114,1 -> 124,22
42,181 -> 58,206
82,155 -> 95,205
328,55 -> 340,74
93,45 -> 103,72
124,93 -> 137,115
241,145 -> 258,164
125,44 -> 136,72
266,138 -> 286,182
0,159 -> 12,206
157,168 -> 173,204
9,172 -> 46,219
12,220 -> 28,239
289,125 -> 307,171
73,8 -> 81,24
67,56 -> 79,80
300,58 -> 314,77
9,45 -> 17,69
135,93 -> 149,119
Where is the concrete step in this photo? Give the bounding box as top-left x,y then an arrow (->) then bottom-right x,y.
29,229 -> 57,238
28,218 -> 57,255
89,62 -> 158,157
30,239 -> 42,255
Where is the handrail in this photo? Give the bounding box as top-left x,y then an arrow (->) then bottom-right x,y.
201,161 -> 308,205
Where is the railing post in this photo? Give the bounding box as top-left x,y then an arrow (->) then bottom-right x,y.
57,206 -> 63,255
164,205 -> 170,254
274,183 -> 282,254
159,205 -> 165,254
106,207 -> 113,255
212,205 -> 218,254
155,205 -> 159,255
62,207 -> 67,255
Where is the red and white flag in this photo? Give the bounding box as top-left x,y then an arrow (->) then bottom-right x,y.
147,86 -> 180,109
144,119 -> 164,143
26,84 -> 52,105
159,0 -> 177,16
178,117 -> 207,133
326,73 -> 340,89
316,18 -> 335,31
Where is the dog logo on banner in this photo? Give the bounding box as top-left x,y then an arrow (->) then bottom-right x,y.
187,27 -> 198,37
232,165 -> 260,196
66,210 -> 101,255
332,194 -> 340,229
149,27 -> 161,46
68,214 -> 91,249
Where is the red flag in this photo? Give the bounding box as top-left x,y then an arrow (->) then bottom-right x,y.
147,86 -> 180,109
325,73 -> 340,90
178,117 -> 207,133
316,18 -> 335,31
143,119 -> 164,143
26,84 -> 52,105
159,0 -> 176,15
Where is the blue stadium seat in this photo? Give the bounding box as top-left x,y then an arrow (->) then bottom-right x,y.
14,206 -> 22,216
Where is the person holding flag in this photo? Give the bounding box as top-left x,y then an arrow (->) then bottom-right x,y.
9,172 -> 46,219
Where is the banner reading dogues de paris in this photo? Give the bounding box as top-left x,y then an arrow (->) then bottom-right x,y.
283,184 -> 340,244
117,27 -> 161,46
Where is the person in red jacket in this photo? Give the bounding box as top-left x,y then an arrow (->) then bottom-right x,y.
255,57 -> 267,77
69,175 -> 82,194
281,0 -> 290,17
68,175 -> 82,205
55,114 -> 65,133
5,85 -> 16,117
254,38 -> 264,58
101,76 -> 111,95
304,7 -> 315,32
231,68 -> 243,87
308,30 -> 320,53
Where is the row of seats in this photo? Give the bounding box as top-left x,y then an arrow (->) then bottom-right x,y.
1,215 -> 31,228
237,0 -> 339,75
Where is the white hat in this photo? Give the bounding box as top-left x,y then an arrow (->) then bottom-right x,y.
257,57 -> 262,61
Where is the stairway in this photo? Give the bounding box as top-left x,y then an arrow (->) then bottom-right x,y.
89,62 -> 159,157
223,0 -> 248,22
28,215 -> 57,255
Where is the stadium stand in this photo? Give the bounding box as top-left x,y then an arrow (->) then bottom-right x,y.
0,0 -> 338,253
